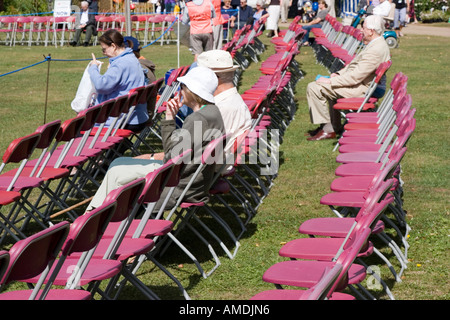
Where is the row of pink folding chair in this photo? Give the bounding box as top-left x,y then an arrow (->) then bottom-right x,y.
251,177 -> 396,300
5,149 -> 189,300
318,73 -> 417,294
0,79 -> 164,243
0,15 -> 72,47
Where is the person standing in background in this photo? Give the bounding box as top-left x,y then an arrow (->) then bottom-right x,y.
280,0 -> 292,23
212,0 -> 227,49
266,0 -> 281,37
393,0 -> 409,37
181,0 -> 216,61
324,0 -> 335,17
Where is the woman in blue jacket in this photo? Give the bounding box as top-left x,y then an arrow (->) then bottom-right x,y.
89,29 -> 148,132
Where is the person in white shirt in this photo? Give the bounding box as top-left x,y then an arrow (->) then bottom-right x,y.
373,0 -> 392,18
197,50 -> 252,162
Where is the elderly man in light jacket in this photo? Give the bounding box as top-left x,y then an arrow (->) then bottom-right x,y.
305,14 -> 391,141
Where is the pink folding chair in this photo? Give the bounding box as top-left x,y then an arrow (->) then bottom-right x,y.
0,221 -> 91,300
279,180 -> 398,299
19,200 -> 123,299
251,263 -> 355,300
261,227 -> 372,299
99,150 -> 193,299
25,178 -> 153,299
0,132 -> 49,232
157,134 -> 231,278
0,120 -> 75,225
0,16 -> 16,46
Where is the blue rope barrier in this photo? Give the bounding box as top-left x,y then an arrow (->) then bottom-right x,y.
0,58 -> 49,78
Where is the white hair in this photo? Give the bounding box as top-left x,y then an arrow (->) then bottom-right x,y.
365,14 -> 385,35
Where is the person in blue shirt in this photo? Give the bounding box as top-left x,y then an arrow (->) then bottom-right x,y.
89,29 -> 148,132
229,0 -> 255,33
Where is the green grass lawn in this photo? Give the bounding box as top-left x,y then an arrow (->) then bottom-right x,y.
0,24 -> 448,300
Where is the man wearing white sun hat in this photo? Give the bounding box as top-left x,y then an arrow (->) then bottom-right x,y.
197,49 -> 251,158
87,66 -> 225,212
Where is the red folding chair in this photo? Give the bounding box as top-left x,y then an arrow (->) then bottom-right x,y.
0,221 -> 91,300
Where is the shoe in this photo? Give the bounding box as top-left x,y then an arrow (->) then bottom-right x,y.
70,41 -> 77,47
305,126 -> 323,137
307,130 -> 336,141
83,42 -> 89,47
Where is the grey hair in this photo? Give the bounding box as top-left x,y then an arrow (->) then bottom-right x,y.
216,71 -> 235,84
364,14 -> 385,35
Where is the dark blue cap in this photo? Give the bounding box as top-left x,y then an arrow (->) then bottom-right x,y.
124,36 -> 140,52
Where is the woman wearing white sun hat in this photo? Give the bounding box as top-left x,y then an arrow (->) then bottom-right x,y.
87,66 -> 225,212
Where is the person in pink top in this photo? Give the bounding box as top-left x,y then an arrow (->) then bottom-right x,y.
182,0 -> 216,61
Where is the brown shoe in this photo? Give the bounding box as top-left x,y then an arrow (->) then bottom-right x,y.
307,130 -> 336,141
305,126 -> 323,137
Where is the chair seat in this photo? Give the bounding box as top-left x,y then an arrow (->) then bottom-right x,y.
89,127 -> 133,138
69,237 -> 155,261
279,237 -> 374,260
338,135 -> 378,145
251,288 -> 313,300
1,167 -> 69,181
26,153 -> 88,169
180,201 -> 205,209
23,258 -> 123,287
262,260 -> 334,288
0,289 -> 92,300
338,143 -> 382,153
299,217 -> 357,237
334,162 -> 384,177
335,152 -> 380,164
0,190 -> 21,205
0,176 -> 43,192
334,102 -> 376,111
103,219 -> 173,238
320,191 -> 366,208
344,122 -> 379,131
263,259 -> 367,289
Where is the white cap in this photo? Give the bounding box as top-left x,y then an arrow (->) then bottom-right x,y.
197,50 -> 240,73
177,66 -> 218,103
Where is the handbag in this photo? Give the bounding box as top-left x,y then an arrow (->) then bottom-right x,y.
71,62 -> 102,113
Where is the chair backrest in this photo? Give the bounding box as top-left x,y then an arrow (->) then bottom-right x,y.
0,221 -> 70,299
102,178 -> 146,259
150,149 -> 193,220
306,263 -> 343,300
61,199 -> 117,256
164,149 -> 193,188
331,227 -> 372,292
104,178 -> 146,223
0,251 -> 10,287
77,104 -> 103,132
53,199 -> 118,289
94,98 -> 117,124
56,115 -> 86,143
35,120 -> 62,150
374,60 -> 392,84
1,132 -> 41,165
165,134 -> 230,220
356,178 -> 396,228
138,160 -> 175,205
